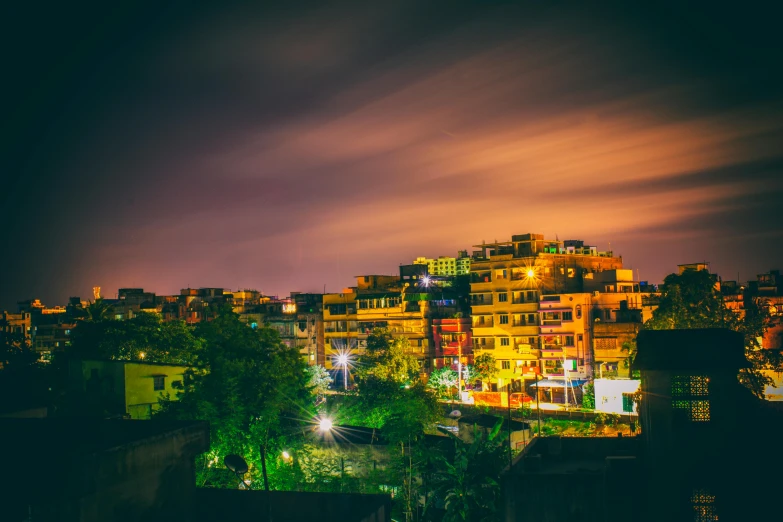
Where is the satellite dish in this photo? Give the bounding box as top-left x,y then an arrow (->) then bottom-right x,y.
449,410 -> 462,418
224,454 -> 248,475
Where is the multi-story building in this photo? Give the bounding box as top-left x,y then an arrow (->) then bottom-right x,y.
432,317 -> 472,371
538,293 -> 592,383
413,250 -> 471,277
322,271 -> 470,384
470,233 -> 623,393
1,310 -> 32,340
291,293 -> 325,366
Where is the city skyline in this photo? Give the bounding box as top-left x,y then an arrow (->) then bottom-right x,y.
3,2 -> 782,310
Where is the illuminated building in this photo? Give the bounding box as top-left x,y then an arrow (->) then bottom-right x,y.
470,233 -> 622,393
413,250 -> 471,276
323,273 -> 455,382
585,269 -> 656,378
1,310 -> 32,340
68,359 -> 190,419
432,317 -> 472,370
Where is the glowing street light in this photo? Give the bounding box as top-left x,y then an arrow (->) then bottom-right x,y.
526,269 -> 535,279
334,351 -> 352,390
318,417 -> 333,432
281,450 -> 291,460
421,275 -> 432,287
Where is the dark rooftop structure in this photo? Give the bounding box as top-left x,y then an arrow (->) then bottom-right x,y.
503,328 -> 783,522
0,419 -> 210,522
634,328 -> 748,371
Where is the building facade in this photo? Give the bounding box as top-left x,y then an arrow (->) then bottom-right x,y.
470,233 -> 623,393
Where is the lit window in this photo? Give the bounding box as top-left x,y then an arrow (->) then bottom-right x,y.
691,489 -> 718,521
672,375 -> 710,422
153,376 -> 166,391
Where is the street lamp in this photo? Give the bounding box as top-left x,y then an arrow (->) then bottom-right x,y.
318,417 -> 333,432
336,353 -> 349,390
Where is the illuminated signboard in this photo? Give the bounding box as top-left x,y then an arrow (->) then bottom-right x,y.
282,303 -> 297,314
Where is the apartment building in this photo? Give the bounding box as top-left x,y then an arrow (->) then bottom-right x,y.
470,233 -> 623,393
413,250 -> 471,277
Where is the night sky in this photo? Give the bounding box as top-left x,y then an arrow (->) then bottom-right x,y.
2,1 -> 782,309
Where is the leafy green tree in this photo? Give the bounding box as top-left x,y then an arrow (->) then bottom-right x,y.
359,327 -> 421,385
582,382 -> 595,410
76,298 -> 113,322
427,367 -> 458,399
472,353 -> 498,386
426,421 -> 507,522
305,364 -> 332,396
69,312 -> 201,364
157,306 -> 312,487
644,269 -> 781,396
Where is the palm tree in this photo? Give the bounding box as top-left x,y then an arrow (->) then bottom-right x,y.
78,299 -> 113,322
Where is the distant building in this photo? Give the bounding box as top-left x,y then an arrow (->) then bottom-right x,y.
413,250 -> 471,276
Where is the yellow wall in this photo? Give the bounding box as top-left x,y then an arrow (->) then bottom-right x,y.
124,362 -> 189,419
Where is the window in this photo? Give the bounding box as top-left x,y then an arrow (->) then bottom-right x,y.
576,305 -> 582,319
499,314 -> 509,324
497,292 -> 508,302
562,311 -> 573,321
567,268 -> 575,278
501,360 -> 511,369
527,314 -> 536,324
691,489 -> 718,521
672,375 -> 710,422
565,335 -> 575,346
595,338 -> 617,350
526,291 -> 537,301
500,338 -> 510,346
153,375 -> 166,391
605,309 -> 612,320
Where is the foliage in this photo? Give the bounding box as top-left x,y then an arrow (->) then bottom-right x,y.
358,328 -> 421,385
620,340 -> 639,378
644,269 -> 781,396
427,367 -> 458,399
156,306 -> 312,488
338,329 -> 439,444
69,312 -> 202,364
582,382 -> 595,410
305,364 -> 332,396
461,364 -> 477,386
425,421 -> 506,522
76,298 -> 113,323
472,353 -> 498,384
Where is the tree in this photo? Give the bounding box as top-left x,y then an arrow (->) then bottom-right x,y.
427,367 -> 458,399
69,312 -> 202,364
473,353 -> 498,386
305,364 -> 332,396
426,421 -> 507,521
644,269 -> 781,397
582,382 -> 596,410
358,328 -> 421,385
77,298 -> 113,323
157,306 -> 312,487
